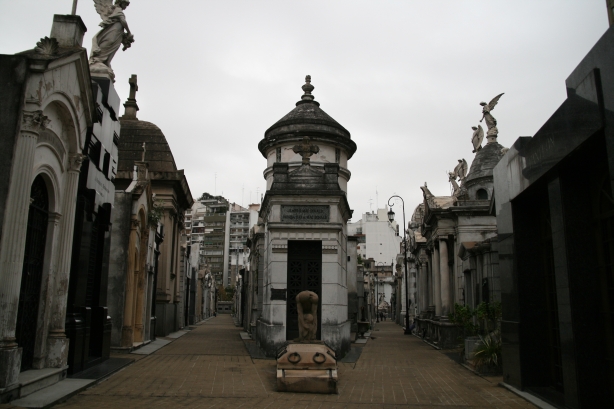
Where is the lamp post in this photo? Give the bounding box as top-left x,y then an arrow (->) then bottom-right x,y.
374,269 -> 379,323
388,195 -> 411,335
376,262 -> 385,322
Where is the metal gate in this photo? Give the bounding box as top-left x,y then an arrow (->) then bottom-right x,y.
286,240 -> 322,341
16,175 -> 49,371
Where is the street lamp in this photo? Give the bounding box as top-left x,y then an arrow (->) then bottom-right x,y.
376,262 -> 385,322
374,269 -> 379,323
388,196 -> 411,335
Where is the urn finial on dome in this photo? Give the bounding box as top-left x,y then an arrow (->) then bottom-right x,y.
301,75 -> 314,101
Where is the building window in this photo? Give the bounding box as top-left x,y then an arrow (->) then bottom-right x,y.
276,147 -> 281,162
335,148 -> 340,163
103,151 -> 111,179
476,189 -> 488,200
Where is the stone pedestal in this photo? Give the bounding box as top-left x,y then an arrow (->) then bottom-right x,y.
276,342 -> 338,394
0,347 -> 21,390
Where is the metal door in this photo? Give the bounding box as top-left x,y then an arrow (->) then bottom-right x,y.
16,176 -> 49,371
286,240 -> 322,340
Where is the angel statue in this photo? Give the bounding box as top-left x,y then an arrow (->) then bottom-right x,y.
89,0 -> 134,79
479,93 -> 504,139
448,172 -> 461,197
471,125 -> 484,153
453,159 -> 468,182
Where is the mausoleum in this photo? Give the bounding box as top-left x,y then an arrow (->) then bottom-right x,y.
254,77 -> 357,358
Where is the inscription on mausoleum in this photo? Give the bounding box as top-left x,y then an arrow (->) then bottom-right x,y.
281,205 -> 329,223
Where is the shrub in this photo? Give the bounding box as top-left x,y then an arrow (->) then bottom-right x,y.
449,303 -> 479,337
473,330 -> 502,369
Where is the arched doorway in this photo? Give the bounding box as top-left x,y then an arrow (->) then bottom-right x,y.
16,175 -> 49,371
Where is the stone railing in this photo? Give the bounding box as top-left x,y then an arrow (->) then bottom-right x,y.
415,314 -> 462,349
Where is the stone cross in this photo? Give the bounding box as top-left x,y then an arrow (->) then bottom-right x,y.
292,136 -> 320,165
129,75 -> 138,100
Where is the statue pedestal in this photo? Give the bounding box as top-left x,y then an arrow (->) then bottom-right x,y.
276,342 -> 338,394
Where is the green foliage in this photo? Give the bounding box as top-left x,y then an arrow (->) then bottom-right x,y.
475,301 -> 502,333
473,330 -> 502,369
449,303 -> 479,337
148,200 -> 164,227
357,254 -> 363,265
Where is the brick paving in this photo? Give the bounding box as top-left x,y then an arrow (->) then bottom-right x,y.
53,315 -> 535,408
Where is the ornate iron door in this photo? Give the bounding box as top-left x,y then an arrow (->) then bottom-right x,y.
286,240 -> 322,340
16,176 -> 49,371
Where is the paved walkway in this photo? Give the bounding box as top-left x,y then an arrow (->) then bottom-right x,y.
53,315 -> 535,409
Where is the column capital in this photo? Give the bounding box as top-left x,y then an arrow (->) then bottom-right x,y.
67,153 -> 86,173
21,110 -> 50,135
48,212 -> 62,226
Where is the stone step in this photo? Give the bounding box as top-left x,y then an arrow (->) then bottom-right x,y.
16,368 -> 65,399
10,379 -> 94,409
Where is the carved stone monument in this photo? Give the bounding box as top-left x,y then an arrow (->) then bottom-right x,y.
89,0 -> 135,80
276,290 -> 338,394
471,125 -> 484,152
295,291 -> 318,342
479,93 -> 504,142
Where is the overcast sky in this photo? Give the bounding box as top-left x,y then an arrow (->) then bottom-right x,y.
1,1 -> 610,222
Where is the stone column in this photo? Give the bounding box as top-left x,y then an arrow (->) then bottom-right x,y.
0,111 -> 47,387
439,239 -> 450,318
419,259 -> 428,314
432,245 -> 441,317
121,218 -> 139,347
46,154 -> 84,368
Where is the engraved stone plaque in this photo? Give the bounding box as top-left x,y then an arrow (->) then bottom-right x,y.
281,205 -> 329,223
271,288 -> 287,301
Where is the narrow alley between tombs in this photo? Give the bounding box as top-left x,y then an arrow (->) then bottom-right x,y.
45,315 -> 535,409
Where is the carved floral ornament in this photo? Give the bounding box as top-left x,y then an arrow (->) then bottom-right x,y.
68,153 -> 86,172
34,37 -> 59,56
21,110 -> 50,133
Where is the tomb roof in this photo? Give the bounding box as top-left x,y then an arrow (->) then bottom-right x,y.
259,76 -> 357,158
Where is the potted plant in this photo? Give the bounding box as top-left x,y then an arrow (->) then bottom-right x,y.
449,303 -> 480,360
472,329 -> 502,375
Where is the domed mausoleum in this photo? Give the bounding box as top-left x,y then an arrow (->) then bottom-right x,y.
258,75 -> 357,193
252,76 -> 356,358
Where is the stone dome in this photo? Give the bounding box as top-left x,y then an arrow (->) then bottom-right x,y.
258,76 -> 357,159
117,119 -> 178,173
464,141 -> 505,187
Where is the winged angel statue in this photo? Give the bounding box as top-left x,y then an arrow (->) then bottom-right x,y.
89,0 -> 134,79
471,125 -> 484,153
479,93 -> 504,138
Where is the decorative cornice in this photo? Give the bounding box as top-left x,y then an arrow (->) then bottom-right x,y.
272,244 -> 287,253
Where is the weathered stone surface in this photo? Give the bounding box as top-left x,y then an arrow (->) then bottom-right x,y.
276,342 -> 338,394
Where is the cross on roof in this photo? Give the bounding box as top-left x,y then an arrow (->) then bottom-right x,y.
128,74 -> 138,100
292,136 -> 320,165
